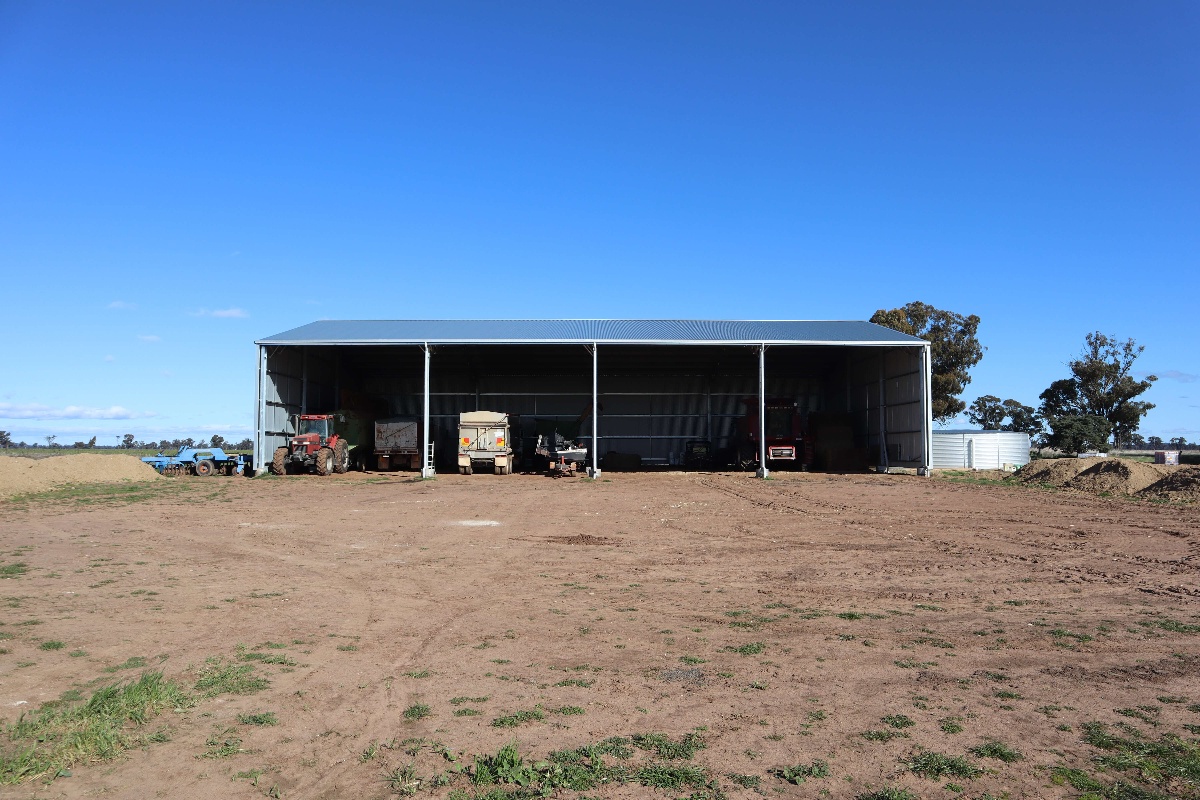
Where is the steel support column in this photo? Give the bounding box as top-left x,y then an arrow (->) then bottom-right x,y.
301,347 -> 308,415
421,344 -> 435,478
756,344 -> 769,479
589,343 -> 601,478
920,343 -> 933,476
255,345 -> 266,475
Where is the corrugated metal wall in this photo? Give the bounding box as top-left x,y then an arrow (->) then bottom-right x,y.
258,346 -> 338,460
931,432 -> 1031,469
848,347 -> 927,468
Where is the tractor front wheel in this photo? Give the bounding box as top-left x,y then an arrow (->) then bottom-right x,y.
333,440 -> 350,474
194,459 -> 216,477
271,447 -> 288,475
315,447 -> 334,476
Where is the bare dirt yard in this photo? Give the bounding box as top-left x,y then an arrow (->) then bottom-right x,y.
1,464 -> 1198,800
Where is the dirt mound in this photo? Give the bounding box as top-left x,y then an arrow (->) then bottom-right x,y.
0,454 -> 162,498
1012,458 -> 1093,487
1066,459 -> 1171,495
1139,467 -> 1200,502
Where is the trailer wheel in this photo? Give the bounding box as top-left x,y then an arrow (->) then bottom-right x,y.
194,459 -> 215,477
315,447 -> 334,476
333,440 -> 350,473
271,447 -> 288,475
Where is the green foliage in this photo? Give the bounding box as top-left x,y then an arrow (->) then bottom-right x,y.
968,395 -> 1042,437
969,740 -> 1023,763
724,642 -> 765,656
1045,414 -> 1113,454
631,732 -> 706,760
1039,332 -> 1156,446
490,708 -> 544,728
726,772 -> 760,788
194,657 -> 269,696
855,790 -> 917,800
903,750 -> 983,780
1079,721 -> 1200,796
871,301 -> 984,421
0,671 -> 192,784
237,712 -> 278,726
0,563 -> 28,578
883,715 -> 916,729
770,759 -> 829,784
403,704 -> 432,721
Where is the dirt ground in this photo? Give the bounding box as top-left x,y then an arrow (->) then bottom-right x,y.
1,467 -> 1198,800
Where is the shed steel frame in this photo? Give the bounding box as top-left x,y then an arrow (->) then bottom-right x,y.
253,321 -> 932,478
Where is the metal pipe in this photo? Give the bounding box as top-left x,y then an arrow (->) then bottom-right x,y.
757,344 -> 769,478
591,343 -> 601,478
422,344 -> 433,478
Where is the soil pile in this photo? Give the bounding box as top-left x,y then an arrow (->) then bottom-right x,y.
1012,458 -> 1093,487
1138,467 -> 1200,502
1066,459 -> 1170,495
0,454 -> 162,498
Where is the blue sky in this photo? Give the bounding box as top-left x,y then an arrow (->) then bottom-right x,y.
1,1 -> 1196,445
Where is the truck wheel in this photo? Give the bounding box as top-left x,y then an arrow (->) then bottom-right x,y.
315,447 -> 334,476
194,459 -> 215,477
271,447 -> 288,475
464,464 -> 473,476
333,440 -> 350,474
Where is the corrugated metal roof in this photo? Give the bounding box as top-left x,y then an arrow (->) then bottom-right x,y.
257,320 -> 925,346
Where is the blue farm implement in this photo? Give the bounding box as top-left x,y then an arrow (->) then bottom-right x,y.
141,447 -> 252,477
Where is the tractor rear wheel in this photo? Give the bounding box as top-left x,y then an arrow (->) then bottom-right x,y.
333,440 -> 350,473
194,459 -> 216,477
315,447 -> 334,476
271,447 -> 288,475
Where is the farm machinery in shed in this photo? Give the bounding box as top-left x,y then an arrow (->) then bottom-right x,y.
271,413 -> 364,476
142,446 -> 252,477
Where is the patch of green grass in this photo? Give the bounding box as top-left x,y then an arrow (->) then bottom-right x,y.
199,728 -> 244,759
554,678 -> 594,688
856,790 -> 917,800
102,655 -> 148,673
403,704 -> 431,721
453,708 -> 482,717
450,695 -> 490,705
336,644 -> 358,652
237,712 -> 278,726
0,563 -> 28,578
903,750 -> 983,780
490,707 -> 544,728
631,732 -> 706,760
0,671 -> 193,784
68,649 -> 87,658
5,480 -> 197,509
724,642 -> 765,656
862,729 -> 907,742
383,763 -> 421,795
631,762 -> 710,790
551,705 -> 585,716
882,714 -> 916,729
894,658 -> 937,669
727,772 -> 761,788
970,740 -> 1023,763
679,655 -> 706,665
939,716 -> 965,734
993,690 -> 1023,700
38,640 -> 65,651
770,759 -> 829,784
404,669 -> 432,678
1079,720 -> 1200,796
1146,619 -> 1200,634
194,656 -> 269,696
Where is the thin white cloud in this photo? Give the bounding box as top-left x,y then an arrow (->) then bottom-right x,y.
138,334 -> 161,342
192,307 -> 249,318
107,300 -> 136,310
1160,370 -> 1198,383
0,403 -> 158,420
104,355 -> 115,362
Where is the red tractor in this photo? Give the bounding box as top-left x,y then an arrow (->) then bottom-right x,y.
734,398 -> 805,471
271,414 -> 352,476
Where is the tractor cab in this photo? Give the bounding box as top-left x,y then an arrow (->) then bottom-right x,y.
290,414 -> 342,456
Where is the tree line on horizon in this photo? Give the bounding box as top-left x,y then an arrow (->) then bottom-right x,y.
870,302 -> 1171,454
0,432 -> 254,451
